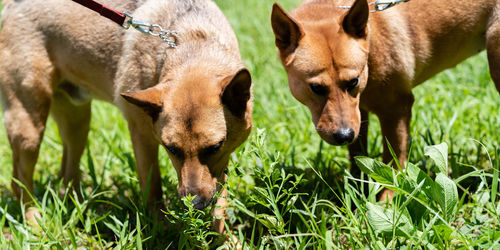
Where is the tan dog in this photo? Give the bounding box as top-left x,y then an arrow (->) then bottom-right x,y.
271,0 -> 500,193
0,0 -> 252,233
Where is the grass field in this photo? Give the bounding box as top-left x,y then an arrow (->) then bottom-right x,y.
1,0 -> 499,248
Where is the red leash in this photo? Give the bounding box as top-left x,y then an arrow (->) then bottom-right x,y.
71,0 -> 178,47
71,0 -> 127,26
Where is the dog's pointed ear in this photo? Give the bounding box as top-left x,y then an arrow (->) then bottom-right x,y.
221,68 -> 252,118
121,86 -> 163,121
271,2 -> 304,52
342,0 -> 369,38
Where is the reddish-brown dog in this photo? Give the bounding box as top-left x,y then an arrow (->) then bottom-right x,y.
271,0 -> 500,197
0,0 -> 252,232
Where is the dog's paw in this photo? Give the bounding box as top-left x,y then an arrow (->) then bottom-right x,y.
228,233 -> 243,250
25,207 -> 42,227
217,233 -> 242,250
378,188 -> 395,202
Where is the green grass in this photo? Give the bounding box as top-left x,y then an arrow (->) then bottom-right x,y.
1,0 -> 499,248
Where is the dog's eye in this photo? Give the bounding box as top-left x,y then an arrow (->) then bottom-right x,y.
165,145 -> 183,157
309,83 -> 328,96
204,140 -> 224,155
346,77 -> 359,91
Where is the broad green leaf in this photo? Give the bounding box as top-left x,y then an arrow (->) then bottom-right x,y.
430,180 -> 444,211
433,224 -> 453,241
257,214 -> 280,232
405,162 -> 420,182
405,163 -> 435,198
405,195 -> 428,223
375,241 -> 387,250
478,191 -> 491,206
366,202 -> 414,238
397,175 -> 431,222
424,143 -> 448,173
433,173 -> 458,221
354,156 -> 376,174
355,157 -> 396,185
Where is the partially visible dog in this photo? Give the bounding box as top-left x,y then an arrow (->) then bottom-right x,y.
0,0 -> 252,233
271,0 -> 500,197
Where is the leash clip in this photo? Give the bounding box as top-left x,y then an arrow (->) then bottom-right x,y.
339,0 -> 410,13
122,12 -> 177,48
373,0 -> 410,11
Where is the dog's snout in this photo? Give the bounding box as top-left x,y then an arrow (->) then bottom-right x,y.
191,195 -> 211,210
333,127 -> 355,145
178,186 -> 214,210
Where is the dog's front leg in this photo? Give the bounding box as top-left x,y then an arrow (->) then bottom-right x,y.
211,172 -> 228,234
375,92 -> 415,200
212,187 -> 228,234
127,121 -> 164,210
51,88 -> 91,196
348,108 -> 369,178
1,69 -> 53,224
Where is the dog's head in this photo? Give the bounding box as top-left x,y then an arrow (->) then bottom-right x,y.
271,0 -> 369,145
121,66 -> 252,210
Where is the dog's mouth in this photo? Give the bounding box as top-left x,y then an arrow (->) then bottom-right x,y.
191,195 -> 214,210
178,172 -> 227,210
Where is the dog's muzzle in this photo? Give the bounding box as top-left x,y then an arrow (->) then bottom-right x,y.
317,126 -> 356,146
191,195 -> 214,210
178,187 -> 216,210
332,127 -> 355,145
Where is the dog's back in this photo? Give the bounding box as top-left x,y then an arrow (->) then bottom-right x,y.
0,0 -> 141,100
0,0 -> 240,102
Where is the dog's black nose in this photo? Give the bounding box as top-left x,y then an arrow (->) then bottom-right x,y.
333,127 -> 355,145
191,196 -> 211,210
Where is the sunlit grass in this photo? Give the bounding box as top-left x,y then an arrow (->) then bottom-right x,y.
0,0 -> 499,248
